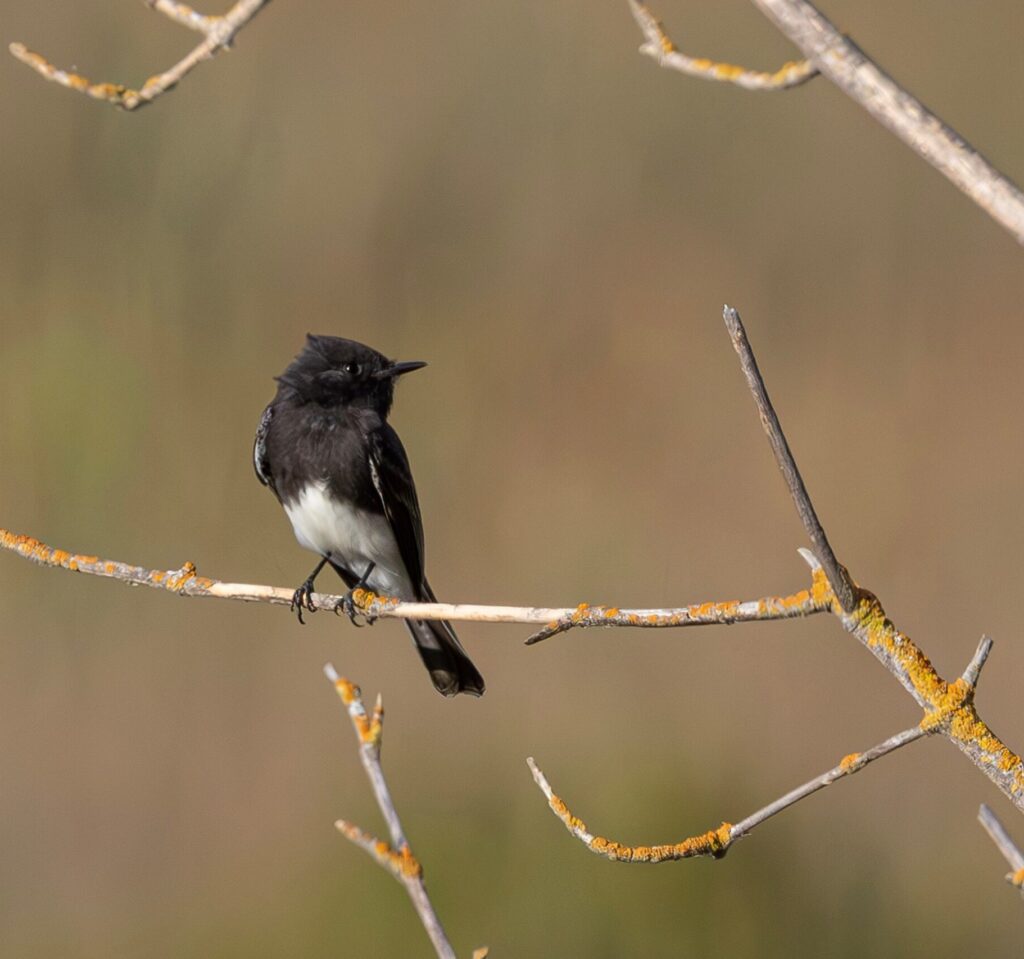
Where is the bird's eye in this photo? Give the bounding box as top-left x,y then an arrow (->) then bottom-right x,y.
343,363 -> 360,375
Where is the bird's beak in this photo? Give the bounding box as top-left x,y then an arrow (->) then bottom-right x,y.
376,360 -> 428,379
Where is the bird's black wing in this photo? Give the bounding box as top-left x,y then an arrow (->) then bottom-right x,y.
368,424 -> 426,591
253,405 -> 276,493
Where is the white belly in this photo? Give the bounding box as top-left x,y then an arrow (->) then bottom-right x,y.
283,482 -> 414,599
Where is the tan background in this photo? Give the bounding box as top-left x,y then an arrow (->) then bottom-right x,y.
2,1 -> 1023,955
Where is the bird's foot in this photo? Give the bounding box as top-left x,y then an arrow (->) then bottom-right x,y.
334,588 -> 376,627
290,578 -> 318,625
333,561 -> 378,627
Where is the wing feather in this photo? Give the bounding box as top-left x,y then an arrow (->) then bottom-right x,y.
368,426 -> 426,591
253,405 -> 275,491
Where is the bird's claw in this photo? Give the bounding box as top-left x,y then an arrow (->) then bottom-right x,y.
290,579 -> 318,625
334,589 -> 375,627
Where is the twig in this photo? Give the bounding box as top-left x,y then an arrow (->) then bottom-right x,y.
325,666 -> 486,959
627,1 -> 1024,246
626,0 -> 816,90
9,0 -> 271,111
527,306 -> 1023,872
724,306 -> 856,613
0,527 -> 832,635
978,804 -> 1024,899
723,312 -> 1021,811
528,724 -> 927,862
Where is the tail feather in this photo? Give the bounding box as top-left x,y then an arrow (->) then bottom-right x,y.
405,618 -> 485,697
330,560 -> 484,697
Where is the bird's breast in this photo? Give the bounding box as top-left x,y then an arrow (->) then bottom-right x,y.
283,482 -> 413,598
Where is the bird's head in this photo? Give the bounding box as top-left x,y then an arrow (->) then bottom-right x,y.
275,334 -> 427,414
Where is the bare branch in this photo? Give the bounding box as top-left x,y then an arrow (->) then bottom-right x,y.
527,306 -> 1024,867
0,527 -> 831,634
627,1 -> 1024,245
627,0 -> 816,91
528,724 -> 926,863
961,635 -> 993,690
146,1 -> 220,34
9,0 -> 271,111
724,306 -> 856,612
978,804 -> 1024,899
325,666 -> 485,959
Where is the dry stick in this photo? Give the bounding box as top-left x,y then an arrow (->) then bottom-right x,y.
723,306 -> 856,613
747,0 -> 1024,244
529,634 -> 999,861
9,0 -> 271,111
529,724 -> 928,862
526,307 -> 1023,865
627,0 -> 1024,246
723,309 -> 1024,811
324,666 -> 487,959
626,0 -> 817,90
0,527 -> 832,636
978,804 -> 1024,898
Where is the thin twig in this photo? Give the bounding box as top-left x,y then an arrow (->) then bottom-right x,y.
526,306 -> 1023,871
146,1 -> 220,34
528,724 -> 927,863
9,0 -> 271,111
961,636 -> 993,689
724,306 -> 857,612
325,666 -> 483,959
626,0 -> 816,90
0,527 -> 832,635
627,0 -> 1024,245
978,804 -> 1024,899
747,0 -> 1024,245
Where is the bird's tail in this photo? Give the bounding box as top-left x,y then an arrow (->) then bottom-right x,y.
407,580 -> 484,697
405,617 -> 485,697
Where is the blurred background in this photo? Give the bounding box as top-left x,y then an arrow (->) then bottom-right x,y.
2,0 -> 1023,955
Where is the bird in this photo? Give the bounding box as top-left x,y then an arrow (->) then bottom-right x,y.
253,334 -> 485,698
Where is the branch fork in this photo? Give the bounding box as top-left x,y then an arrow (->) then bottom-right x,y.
325,667 -> 487,958
9,0 -> 271,111
527,306 -> 1023,879
627,0 -> 1024,245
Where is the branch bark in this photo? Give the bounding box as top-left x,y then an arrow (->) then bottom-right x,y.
626,0 -> 817,90
978,804 -> 1024,900
0,526 -> 831,637
9,0 -> 271,111
325,666 -> 488,958
529,723 -> 928,862
526,307 -> 1024,872
627,0 -> 1024,246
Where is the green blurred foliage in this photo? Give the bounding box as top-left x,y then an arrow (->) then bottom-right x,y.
1,1 -> 1023,955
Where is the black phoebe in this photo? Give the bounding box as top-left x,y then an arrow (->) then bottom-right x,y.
253,335 -> 485,698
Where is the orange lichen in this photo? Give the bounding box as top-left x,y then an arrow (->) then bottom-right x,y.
165,562 -> 199,592
546,779 -> 732,862
589,821 -> 732,863
549,794 -> 589,836
840,753 -> 862,772
336,822 -> 421,880
397,843 -> 423,879
846,590 -> 945,707
330,678 -> 381,744
809,567 -> 835,609
654,22 -> 675,55
352,587 -> 400,611
335,677 -> 359,706
712,63 -> 745,81
1011,868 -> 1024,888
